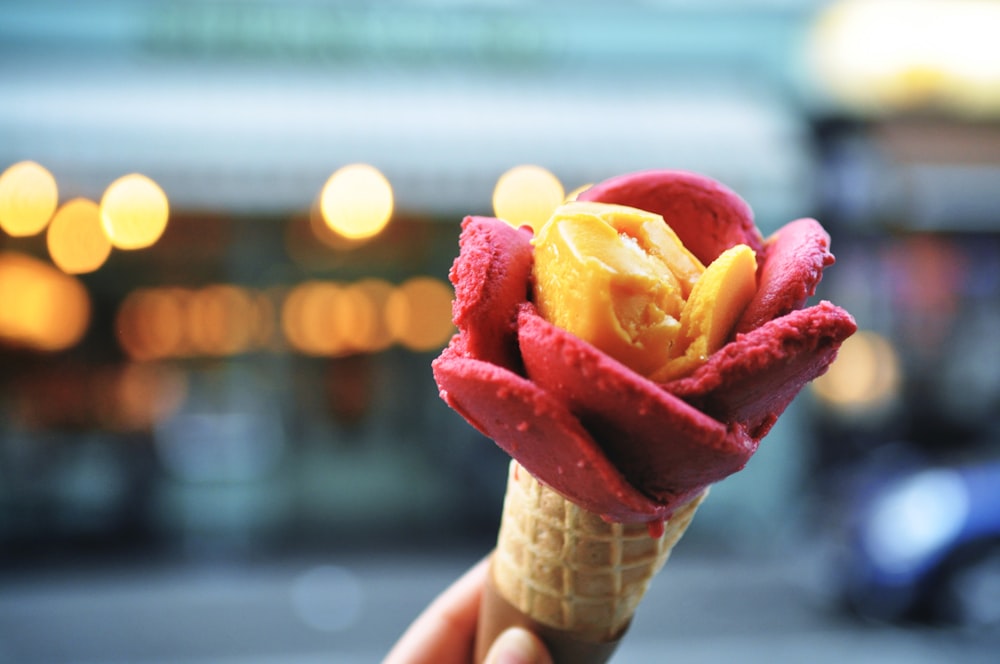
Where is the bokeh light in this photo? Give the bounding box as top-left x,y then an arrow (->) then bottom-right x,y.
385,277 -> 455,351
0,161 -> 58,237
0,251 -> 90,352
280,280 -> 389,356
319,164 -> 394,241
810,0 -> 1000,115
492,165 -> 564,233
46,198 -> 113,274
812,330 -> 902,413
351,278 -> 396,352
115,278 -> 455,360
113,362 -> 189,431
281,281 -> 346,356
186,284 -> 258,356
116,288 -> 190,361
309,200 -> 367,251
116,285 -> 278,360
336,283 -> 378,353
100,173 -> 170,250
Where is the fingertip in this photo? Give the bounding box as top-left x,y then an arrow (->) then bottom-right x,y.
483,626 -> 554,664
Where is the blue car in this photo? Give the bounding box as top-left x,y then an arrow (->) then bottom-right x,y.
836,457 -> 1000,627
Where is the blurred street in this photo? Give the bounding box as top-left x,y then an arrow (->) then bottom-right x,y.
1,544 -> 997,664
2,2 -> 999,663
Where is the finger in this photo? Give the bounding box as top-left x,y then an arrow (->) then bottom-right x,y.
483,627 -> 554,664
383,554 -> 491,664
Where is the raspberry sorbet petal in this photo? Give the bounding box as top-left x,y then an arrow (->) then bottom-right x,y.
737,217 -> 836,334
432,343 -> 669,521
450,216 -> 534,371
666,301 -> 858,440
517,305 -> 757,511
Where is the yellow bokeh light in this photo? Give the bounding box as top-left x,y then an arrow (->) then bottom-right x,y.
385,277 -> 455,352
0,251 -> 90,351
101,173 -> 170,250
46,198 -> 113,274
810,0 -> 1000,115
492,165 -> 565,233
319,164 -> 394,241
0,161 -> 59,237
812,330 -> 902,412
309,199 -> 367,250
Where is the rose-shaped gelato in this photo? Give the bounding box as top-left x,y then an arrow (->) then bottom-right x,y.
433,170 -> 856,523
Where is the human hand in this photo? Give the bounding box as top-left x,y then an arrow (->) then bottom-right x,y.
384,555 -> 553,664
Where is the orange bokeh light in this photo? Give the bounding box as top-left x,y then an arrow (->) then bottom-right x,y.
46,198 -> 113,274
0,251 -> 90,351
385,277 -> 455,352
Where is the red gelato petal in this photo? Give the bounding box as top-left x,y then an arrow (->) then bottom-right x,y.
517,304 -> 756,510
578,169 -> 764,265
737,218 -> 836,334
667,301 -> 857,439
449,216 -> 534,371
432,342 -> 670,522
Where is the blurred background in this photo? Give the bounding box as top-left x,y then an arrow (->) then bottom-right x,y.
1,0 -> 999,662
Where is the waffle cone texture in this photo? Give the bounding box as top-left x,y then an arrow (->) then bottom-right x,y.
491,460 -> 705,642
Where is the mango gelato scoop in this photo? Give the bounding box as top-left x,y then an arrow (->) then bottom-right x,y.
433,169 -> 856,522
532,200 -> 758,383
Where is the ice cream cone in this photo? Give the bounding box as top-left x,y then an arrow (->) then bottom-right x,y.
475,460 -> 705,664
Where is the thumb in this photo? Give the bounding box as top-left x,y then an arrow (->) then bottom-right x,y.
483,627 -> 554,664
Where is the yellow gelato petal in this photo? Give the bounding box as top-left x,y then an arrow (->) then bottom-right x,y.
650,243 -> 757,382
533,203 -> 689,377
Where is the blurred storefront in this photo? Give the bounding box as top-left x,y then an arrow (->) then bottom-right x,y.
0,0 -> 998,585
804,0 -> 1000,490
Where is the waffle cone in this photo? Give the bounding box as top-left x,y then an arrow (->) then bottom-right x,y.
477,460 -> 704,662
